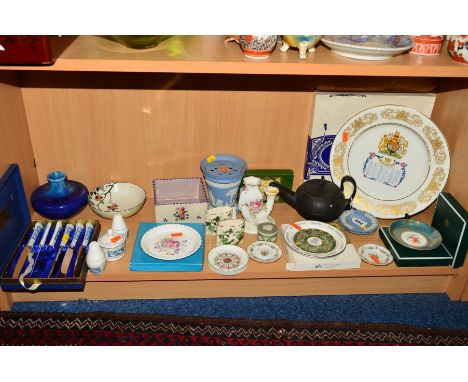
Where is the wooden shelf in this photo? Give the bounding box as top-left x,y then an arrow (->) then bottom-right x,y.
43,200 -> 459,283
2,35 -> 468,77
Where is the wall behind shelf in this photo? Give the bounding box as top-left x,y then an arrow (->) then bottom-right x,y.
0,72 -> 38,209
18,71 -> 444,198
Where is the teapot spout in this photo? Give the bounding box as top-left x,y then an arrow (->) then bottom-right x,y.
270,182 -> 296,207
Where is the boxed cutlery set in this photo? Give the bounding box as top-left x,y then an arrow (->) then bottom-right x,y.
0,165 -> 100,291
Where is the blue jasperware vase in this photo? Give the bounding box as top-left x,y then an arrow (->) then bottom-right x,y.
31,171 -> 88,219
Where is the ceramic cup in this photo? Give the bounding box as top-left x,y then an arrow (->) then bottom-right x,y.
216,219 -> 245,246
239,35 -> 278,59
86,241 -> 106,274
206,206 -> 236,235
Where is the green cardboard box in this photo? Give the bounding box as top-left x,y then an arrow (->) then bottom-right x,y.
379,192 -> 468,267
239,169 -> 294,203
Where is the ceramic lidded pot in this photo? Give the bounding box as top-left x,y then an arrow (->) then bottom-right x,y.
200,154 -> 247,210
447,35 -> 468,64
239,35 -> 277,59
31,171 -> 88,219
410,35 -> 444,55
257,221 -> 278,242
98,229 -> 126,261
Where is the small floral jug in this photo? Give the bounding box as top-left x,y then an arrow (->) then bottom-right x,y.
238,176 -> 279,234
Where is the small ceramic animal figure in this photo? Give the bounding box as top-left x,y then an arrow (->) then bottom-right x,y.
280,35 -> 322,59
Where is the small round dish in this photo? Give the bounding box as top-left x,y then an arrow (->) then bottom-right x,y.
389,220 -> 442,250
208,245 -> 249,276
247,241 -> 282,263
140,224 -> 201,260
339,209 -> 379,235
358,244 -> 393,266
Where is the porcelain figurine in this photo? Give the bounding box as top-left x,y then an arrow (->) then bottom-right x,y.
239,176 -> 279,234
280,35 -> 322,59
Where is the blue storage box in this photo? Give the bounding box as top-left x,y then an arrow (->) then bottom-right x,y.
0,164 -> 101,291
130,222 -> 205,272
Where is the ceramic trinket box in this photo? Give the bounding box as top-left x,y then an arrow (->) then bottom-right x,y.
153,177 -> 208,223
0,165 -> 101,292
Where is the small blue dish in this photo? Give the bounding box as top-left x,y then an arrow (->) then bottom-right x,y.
339,209 -> 379,235
389,219 -> 442,250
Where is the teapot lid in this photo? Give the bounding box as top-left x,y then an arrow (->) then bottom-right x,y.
301,177 -> 341,199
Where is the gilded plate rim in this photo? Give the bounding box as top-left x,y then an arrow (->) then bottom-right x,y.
329,104 -> 450,219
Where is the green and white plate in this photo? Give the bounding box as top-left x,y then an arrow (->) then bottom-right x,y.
282,221 -> 347,258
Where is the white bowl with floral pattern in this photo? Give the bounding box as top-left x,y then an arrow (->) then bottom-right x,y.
88,182 -> 146,219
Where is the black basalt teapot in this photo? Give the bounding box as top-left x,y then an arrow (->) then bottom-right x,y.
270,176 -> 357,222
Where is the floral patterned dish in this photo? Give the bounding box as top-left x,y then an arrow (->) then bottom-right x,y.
329,105 -> 450,219
321,35 -> 413,60
389,219 -> 442,250
208,245 -> 249,275
140,224 -> 201,260
282,221 -> 347,258
247,241 -> 282,263
358,244 -> 393,266
88,182 -> 146,219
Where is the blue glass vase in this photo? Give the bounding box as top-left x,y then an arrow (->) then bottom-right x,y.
31,171 -> 89,219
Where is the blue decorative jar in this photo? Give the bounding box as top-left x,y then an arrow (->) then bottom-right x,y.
200,154 -> 247,210
31,171 -> 88,219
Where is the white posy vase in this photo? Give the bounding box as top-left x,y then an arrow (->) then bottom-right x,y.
238,176 -> 279,234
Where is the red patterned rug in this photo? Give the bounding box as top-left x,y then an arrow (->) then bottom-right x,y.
1,311 -> 467,345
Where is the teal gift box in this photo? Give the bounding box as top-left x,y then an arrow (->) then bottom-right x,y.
130,222 -> 204,272
379,192 -> 468,267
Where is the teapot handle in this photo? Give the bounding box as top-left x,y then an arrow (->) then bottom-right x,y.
340,175 -> 357,205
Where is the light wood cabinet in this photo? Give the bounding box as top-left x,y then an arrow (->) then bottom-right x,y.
1,36 -> 467,311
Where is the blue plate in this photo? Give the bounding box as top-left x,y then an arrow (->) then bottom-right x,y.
389,219 -> 442,250
339,209 -> 379,235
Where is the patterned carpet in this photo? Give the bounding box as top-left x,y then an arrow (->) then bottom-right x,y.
1,311 -> 467,345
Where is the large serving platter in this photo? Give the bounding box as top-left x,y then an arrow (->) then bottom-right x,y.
321,35 -> 413,60
140,224 -> 201,260
282,221 -> 347,258
329,105 -> 450,219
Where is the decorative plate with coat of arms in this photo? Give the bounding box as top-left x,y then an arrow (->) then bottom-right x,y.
329,105 -> 450,219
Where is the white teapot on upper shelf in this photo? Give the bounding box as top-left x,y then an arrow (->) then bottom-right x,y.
238,176 -> 279,234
